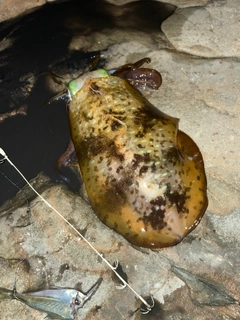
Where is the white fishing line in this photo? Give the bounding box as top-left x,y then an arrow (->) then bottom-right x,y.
0,147 -> 152,312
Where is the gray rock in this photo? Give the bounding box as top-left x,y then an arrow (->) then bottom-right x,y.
162,0 -> 240,58
171,266 -> 236,306
208,208 -> 240,243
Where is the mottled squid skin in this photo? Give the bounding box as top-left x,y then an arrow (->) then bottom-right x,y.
68,74 -> 208,249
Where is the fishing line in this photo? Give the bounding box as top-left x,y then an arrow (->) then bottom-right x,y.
0,147 -> 153,312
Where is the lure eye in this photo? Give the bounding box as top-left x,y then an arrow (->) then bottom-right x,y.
74,297 -> 80,305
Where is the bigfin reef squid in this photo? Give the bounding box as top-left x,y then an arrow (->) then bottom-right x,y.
53,57 -> 208,249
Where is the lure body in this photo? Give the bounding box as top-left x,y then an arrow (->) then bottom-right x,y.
12,278 -> 101,319
68,70 -> 208,249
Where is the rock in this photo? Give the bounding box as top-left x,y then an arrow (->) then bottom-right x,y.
162,0 -> 240,58
160,0 -> 209,7
0,0 -> 46,22
69,27 -> 170,52
0,0 -> 176,24
0,0 -> 240,319
0,184 -> 239,319
0,0 -> 208,23
107,0 -> 209,8
208,208 -> 240,243
68,1 -> 175,51
171,266 -> 237,306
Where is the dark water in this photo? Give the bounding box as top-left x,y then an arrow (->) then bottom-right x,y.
0,0 -> 175,206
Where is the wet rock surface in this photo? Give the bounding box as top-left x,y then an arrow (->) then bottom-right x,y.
0,0 -> 239,319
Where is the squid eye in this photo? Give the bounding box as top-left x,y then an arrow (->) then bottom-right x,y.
68,69 -> 109,96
